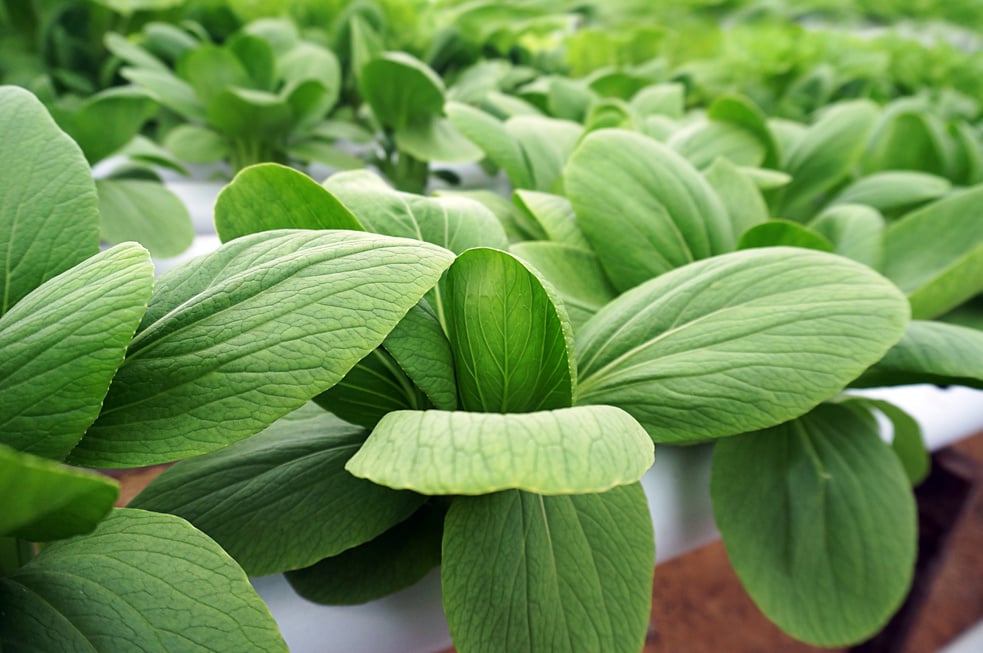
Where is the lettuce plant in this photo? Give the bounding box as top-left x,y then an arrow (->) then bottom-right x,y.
125,160 -> 936,651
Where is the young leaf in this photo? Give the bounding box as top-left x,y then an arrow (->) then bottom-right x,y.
737,220 -> 833,252
668,120 -> 765,169
445,248 -> 574,413
446,102 -> 533,189
510,242 -> 617,331
853,320 -> 983,390
576,248 -> 910,443
513,190 -> 589,249
381,301 -> 458,411
706,94 -> 780,168
442,485 -> 653,653
829,171 -> 951,213
97,179 -> 195,258
712,403 -> 916,646
0,509 -> 288,652
121,67 -> 207,122
70,230 -> 455,467
163,124 -> 229,164
131,404 -> 423,576
881,185 -> 983,319
565,129 -> 734,291
0,86 -> 100,316
285,502 -> 443,605
360,52 -> 444,130
215,163 -> 362,241
0,444 -> 118,541
704,157 -> 769,236
843,398 -> 929,485
808,204 -> 885,268
347,406 -> 653,495
0,244 -> 153,460
56,86 -> 158,164
505,116 -> 582,192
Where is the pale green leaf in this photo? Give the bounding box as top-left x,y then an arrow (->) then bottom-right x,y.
0,86 -> 100,316
97,179 -> 194,258
382,301 -> 457,411
513,190 -> 589,249
668,119 -> 765,169
830,171 -> 951,213
58,87 -> 157,164
0,444 -> 118,541
0,245 -> 153,460
395,116 -> 484,163
442,485 -> 653,653
0,509 -> 288,652
347,406 -> 653,495
131,404 -> 422,576
576,248 -> 910,443
70,230 -> 455,467
121,67 -> 207,122
446,102 -> 533,189
215,163 -> 362,242
506,116 -> 582,192
844,397 -> 929,485
704,157 -> 769,237
712,403 -> 916,646
163,124 -> 229,164
565,128 -> 734,291
882,185 -> 983,319
809,204 -> 885,268
706,94 -> 780,168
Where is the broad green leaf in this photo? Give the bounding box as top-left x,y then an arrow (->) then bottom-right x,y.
435,188 -> 545,242
97,179 -> 194,258
772,100 -> 879,222
0,86 -> 100,316
131,405 -> 423,576
104,33 -> 169,72
121,135 -> 189,175
395,116 -> 483,163
629,83 -> 684,119
513,190 -> 589,249
360,52 -> 444,130
707,94 -> 780,168
325,170 -> 509,254
442,485 -> 653,653
576,248 -> 910,443
177,44 -> 251,107
844,398 -> 929,485
286,502 -> 443,605
565,129 -> 734,291
381,301 -> 457,410
285,79 -> 335,133
142,22 -> 200,60
809,204 -> 885,268
668,120 -> 765,169
712,403 -> 916,646
864,106 -> 951,176
0,444 -> 117,541
704,157 -> 769,236
737,220 -> 833,252
830,171 -> 951,213
505,115 -> 582,192
348,406 -> 653,495
951,120 -> 983,185
286,140 -> 364,171
121,67 -> 207,122
0,245 -> 153,460
228,33 -> 276,91
57,87 -> 157,164
882,185 -> 983,319
92,0 -> 185,13
0,509 -> 288,652
738,166 -> 792,190
206,87 -> 292,140
853,320 -> 983,390
215,163 -> 362,242
446,102 -> 533,189
70,230 -> 455,467
445,248 -> 574,412
163,123 -> 229,164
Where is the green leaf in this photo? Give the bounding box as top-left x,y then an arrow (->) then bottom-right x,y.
228,33 -> 276,91
853,320 -> 983,390
882,185 -> 983,319
57,87 -> 157,164
772,100 -> 879,222
92,0 -> 185,13
445,248 -> 574,413
96,179 -> 194,258
446,102 -> 533,189
0,444 -> 118,541
830,171 -> 951,213
177,43 -> 251,107
738,166 -> 792,190
576,248 -> 910,443
285,502 -> 443,605
206,87 -> 292,140
510,242 -> 616,331
844,398 -> 929,485
0,86 -> 100,316
704,157 -> 769,237
513,190 -> 588,249
163,124 -> 229,164
395,116 -> 484,163
0,245 -> 153,460
121,135 -> 189,175
506,115 -> 582,192
629,83 -> 684,119
325,170 -> 508,254
215,163 -> 362,242
737,220 -> 833,252
381,300 -> 458,411
864,106 -> 951,176
360,52 -> 444,130
712,403 -> 916,646
70,230 -> 455,467
809,204 -> 885,268
105,33 -> 169,72
0,509 -> 288,652
121,67 -> 207,122
706,94 -> 780,169
348,406 -> 653,495
442,485 -> 653,653
669,119 -> 765,169
565,128 -> 734,291
131,404 -> 423,576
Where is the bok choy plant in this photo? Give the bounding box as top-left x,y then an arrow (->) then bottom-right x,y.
130,157 -> 924,651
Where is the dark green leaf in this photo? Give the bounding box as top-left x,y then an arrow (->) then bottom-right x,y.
737,220 -> 833,252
